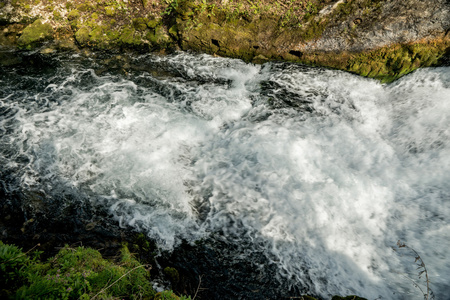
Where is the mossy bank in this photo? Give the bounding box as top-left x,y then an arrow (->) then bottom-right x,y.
0,241 -> 191,300
1,0 -> 449,82
1,240 -> 369,300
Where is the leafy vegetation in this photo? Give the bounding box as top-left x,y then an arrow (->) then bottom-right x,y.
0,241 -> 190,300
163,0 -> 179,16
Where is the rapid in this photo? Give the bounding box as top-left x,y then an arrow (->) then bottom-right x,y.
1,51 -> 449,299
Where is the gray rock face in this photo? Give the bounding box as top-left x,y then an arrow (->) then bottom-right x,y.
298,0 -> 450,52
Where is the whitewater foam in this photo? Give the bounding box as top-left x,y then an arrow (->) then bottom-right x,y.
1,52 -> 449,299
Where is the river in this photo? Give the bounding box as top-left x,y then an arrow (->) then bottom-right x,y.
1,51 -> 449,299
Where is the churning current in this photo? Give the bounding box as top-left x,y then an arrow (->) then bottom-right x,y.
1,52 -> 449,299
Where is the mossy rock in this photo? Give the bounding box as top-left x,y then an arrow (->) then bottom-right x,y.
147,26 -> 171,48
154,291 -> 181,300
164,267 -> 180,283
147,19 -> 161,29
119,26 -> 139,46
67,9 -> 80,25
77,2 -> 94,12
168,25 -> 178,38
90,12 -> 99,21
75,26 -> 91,46
104,6 -> 115,17
133,18 -> 148,31
17,19 -> 53,50
89,26 -> 110,49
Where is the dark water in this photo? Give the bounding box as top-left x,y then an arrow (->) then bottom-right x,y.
1,51 -> 450,299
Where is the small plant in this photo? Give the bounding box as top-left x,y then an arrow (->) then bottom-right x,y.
163,0 -> 179,16
305,1 -> 317,14
394,240 -> 435,300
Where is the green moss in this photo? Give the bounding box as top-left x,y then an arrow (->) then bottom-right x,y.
169,25 -> 178,38
17,19 -> 53,50
67,9 -> 80,21
77,2 -> 94,12
155,290 -> 191,300
133,17 -> 148,31
120,26 -> 135,44
147,26 -> 171,48
300,19 -> 328,41
359,64 -> 371,77
75,26 -> 91,46
1,242 -> 156,300
147,19 -> 161,29
52,9 -> 61,20
90,12 -> 99,21
294,39 -> 449,83
119,26 -> 144,48
130,233 -> 156,255
104,6 -> 115,17
334,0 -> 383,22
84,25 -> 123,50
105,28 -> 120,41
349,42 -> 449,82
164,267 -> 180,283
89,27 -> 105,43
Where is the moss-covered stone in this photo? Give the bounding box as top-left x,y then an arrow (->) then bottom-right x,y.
147,18 -> 161,29
89,26 -> 110,49
147,25 -> 171,48
75,25 -> 91,46
164,266 -> 180,283
67,9 -> 80,21
77,2 -> 94,12
119,26 -> 137,45
17,19 -> 53,50
52,9 -> 61,20
168,24 -> 178,38
90,12 -> 99,21
345,40 -> 450,82
154,291 -> 182,300
104,6 -> 115,17
132,17 -> 148,31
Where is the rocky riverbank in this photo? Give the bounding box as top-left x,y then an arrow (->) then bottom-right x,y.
1,0 -> 449,82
